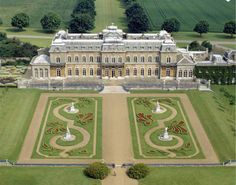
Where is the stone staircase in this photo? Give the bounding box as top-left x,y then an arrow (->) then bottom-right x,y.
100,86 -> 129,94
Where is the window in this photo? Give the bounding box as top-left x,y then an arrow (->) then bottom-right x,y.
90,56 -> 93,62
75,56 -> 79,62
126,56 -> 130,62
184,70 -> 188,77
82,68 -> 86,76
178,70 -> 182,77
133,68 -> 137,76
68,56 -> 71,62
105,57 -> 109,63
167,57 -> 171,63
112,57 -> 115,63
118,69 -> 122,76
141,68 -> 144,76
141,56 -> 145,62
166,68 -> 170,77
156,56 -> 160,62
56,57 -> 60,63
40,69 -> 43,77
97,56 -> 101,62
134,56 -> 137,62
35,69 -> 38,78
189,70 -> 193,77
126,68 -> 130,76
82,56 -> 86,62
90,68 -> 94,76
148,68 -> 152,76
68,68 -> 72,76
148,56 -> 152,62
75,68 -> 79,76
97,68 -> 101,76
118,57 -> 122,63
155,68 -> 159,76
45,69 -> 48,78
56,68 -> 61,77
105,69 -> 109,76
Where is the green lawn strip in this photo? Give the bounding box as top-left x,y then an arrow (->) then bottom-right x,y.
139,167 -> 235,185
32,97 -> 102,159
219,44 -> 236,49
19,38 -> 52,48
127,97 -> 203,159
0,88 -> 41,161
0,166 -> 100,185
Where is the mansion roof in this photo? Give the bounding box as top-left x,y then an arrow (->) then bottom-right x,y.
49,24 -> 176,53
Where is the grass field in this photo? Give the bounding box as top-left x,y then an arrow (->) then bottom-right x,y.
0,167 -> 100,185
220,44 -> 236,49
0,88 -> 41,161
139,167 -> 235,185
137,0 -> 235,32
130,85 -> 236,161
94,0 -> 127,32
0,0 -> 77,28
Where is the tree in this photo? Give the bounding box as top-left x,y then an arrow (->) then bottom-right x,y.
125,3 -> 144,18
11,13 -> 30,30
0,18 -> 2,25
40,13 -> 61,33
72,0 -> 96,18
223,20 -> 236,38
84,162 -> 110,180
0,32 -> 7,41
127,163 -> 150,179
161,18 -> 180,33
128,14 -> 149,33
193,20 -> 209,36
68,14 -> 94,33
201,40 -> 213,52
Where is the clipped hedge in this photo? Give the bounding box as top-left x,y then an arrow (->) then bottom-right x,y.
127,163 -> 150,179
84,162 -> 110,180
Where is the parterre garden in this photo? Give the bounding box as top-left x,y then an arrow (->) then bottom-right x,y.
128,97 -> 203,159
32,97 -> 102,159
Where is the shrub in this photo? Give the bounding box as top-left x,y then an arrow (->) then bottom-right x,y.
84,162 -> 110,180
0,18 -> 3,25
127,163 -> 150,179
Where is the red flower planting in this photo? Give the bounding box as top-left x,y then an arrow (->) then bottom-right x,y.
136,113 -> 153,126
168,121 -> 187,135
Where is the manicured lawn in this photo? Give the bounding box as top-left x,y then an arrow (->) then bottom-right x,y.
0,167 -> 100,185
139,167 -> 235,185
0,0 -> 77,28
137,0 -> 235,32
220,44 -> 236,50
0,88 -> 41,161
131,85 -> 236,161
19,38 -> 52,47
94,0 -> 127,32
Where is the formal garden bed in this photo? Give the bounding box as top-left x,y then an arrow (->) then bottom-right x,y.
128,97 -> 204,159
32,97 -> 102,159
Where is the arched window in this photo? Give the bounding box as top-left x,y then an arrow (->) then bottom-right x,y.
184,70 -> 188,77
45,69 -> 48,78
56,57 -> 60,63
75,56 -> 79,62
90,56 -> 93,62
126,56 -> 130,62
133,68 -> 137,76
68,56 -> 71,62
178,70 -> 182,77
189,70 -> 193,77
148,68 -> 152,76
105,57 -> 109,63
112,57 -> 115,63
134,56 -> 138,62
97,68 -> 101,76
156,56 -> 160,62
97,56 -> 101,62
167,57 -> 171,63
40,68 -> 43,78
126,68 -> 130,76
141,56 -> 145,62
118,57 -> 122,63
68,68 -> 72,76
166,68 -> 170,77
118,69 -> 122,76
35,68 -> 38,78
90,68 -> 94,76
56,68 -> 61,77
75,68 -> 79,76
141,68 -> 144,76
82,68 -> 86,76
148,56 -> 152,62
155,68 -> 159,76
82,56 -> 86,62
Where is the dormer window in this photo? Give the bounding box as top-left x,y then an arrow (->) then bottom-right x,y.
56,57 -> 60,63
167,57 -> 171,63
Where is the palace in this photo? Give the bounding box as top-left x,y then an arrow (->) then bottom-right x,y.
30,24 -> 235,81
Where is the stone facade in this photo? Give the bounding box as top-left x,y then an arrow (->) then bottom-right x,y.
30,24 -> 235,81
